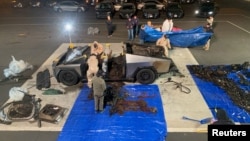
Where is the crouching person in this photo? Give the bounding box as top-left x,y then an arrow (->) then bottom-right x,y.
156,34 -> 172,57
92,70 -> 107,113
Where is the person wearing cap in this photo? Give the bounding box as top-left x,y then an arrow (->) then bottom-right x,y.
156,34 -> 172,57
92,70 -> 106,112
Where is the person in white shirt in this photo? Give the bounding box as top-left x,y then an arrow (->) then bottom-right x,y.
162,18 -> 173,32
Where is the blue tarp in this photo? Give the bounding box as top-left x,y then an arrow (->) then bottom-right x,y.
144,25 -> 213,47
188,66 -> 250,123
57,84 -> 167,141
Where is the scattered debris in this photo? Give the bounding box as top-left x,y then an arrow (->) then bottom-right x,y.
3,55 -> 33,78
42,88 -> 64,95
187,61 -> 250,113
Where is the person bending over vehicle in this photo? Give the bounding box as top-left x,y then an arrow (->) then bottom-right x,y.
156,34 -> 172,57
91,41 -> 104,55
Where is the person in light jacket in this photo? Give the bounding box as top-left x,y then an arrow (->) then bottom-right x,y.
92,70 -> 106,112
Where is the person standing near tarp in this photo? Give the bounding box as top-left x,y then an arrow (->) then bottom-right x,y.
156,34 -> 172,57
207,16 -> 214,27
101,43 -> 112,77
86,53 -> 99,88
132,15 -> 139,37
106,15 -> 113,38
203,23 -> 214,51
162,18 -> 173,32
126,17 -> 134,41
92,70 -> 106,112
139,24 -> 146,44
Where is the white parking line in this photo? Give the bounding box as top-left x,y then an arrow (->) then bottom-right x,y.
227,21 -> 250,34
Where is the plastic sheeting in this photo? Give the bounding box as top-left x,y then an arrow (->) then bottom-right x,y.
188,66 -> 250,123
57,84 -> 167,141
144,25 -> 213,47
3,56 -> 33,78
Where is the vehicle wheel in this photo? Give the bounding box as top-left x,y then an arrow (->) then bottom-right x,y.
57,8 -> 62,13
58,70 -> 79,86
136,68 -> 156,84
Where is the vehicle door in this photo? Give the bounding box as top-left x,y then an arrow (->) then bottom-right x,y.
61,1 -> 78,11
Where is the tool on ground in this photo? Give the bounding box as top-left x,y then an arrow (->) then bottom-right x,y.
165,77 -> 191,94
182,116 -> 213,124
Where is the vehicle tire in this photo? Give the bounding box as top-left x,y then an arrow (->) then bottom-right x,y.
58,70 -> 79,86
57,8 -> 62,13
136,68 -> 156,84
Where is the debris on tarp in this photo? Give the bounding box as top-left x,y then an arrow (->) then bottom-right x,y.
144,25 -> 212,47
187,61 -> 250,114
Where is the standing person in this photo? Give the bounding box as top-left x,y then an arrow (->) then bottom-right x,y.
207,16 -> 214,27
101,43 -> 112,77
203,23 -> 214,51
156,34 -> 172,57
139,24 -> 146,44
86,54 -> 99,88
132,15 -> 139,37
92,70 -> 106,112
126,17 -> 134,41
105,15 -> 113,38
162,18 -> 173,32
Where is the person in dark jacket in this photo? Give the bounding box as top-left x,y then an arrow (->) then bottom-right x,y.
132,15 -> 139,37
139,24 -> 146,44
105,15 -> 113,38
92,70 -> 106,112
126,17 -> 134,41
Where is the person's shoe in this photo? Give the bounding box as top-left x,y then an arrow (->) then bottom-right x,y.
204,47 -> 209,51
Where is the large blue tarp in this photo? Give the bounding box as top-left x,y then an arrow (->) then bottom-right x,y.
144,25 -> 213,47
57,84 -> 167,141
188,66 -> 250,123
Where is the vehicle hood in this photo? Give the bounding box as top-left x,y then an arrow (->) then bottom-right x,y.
120,9 -> 136,13
143,9 -> 159,13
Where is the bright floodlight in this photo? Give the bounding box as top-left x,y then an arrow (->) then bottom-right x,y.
65,24 -> 72,31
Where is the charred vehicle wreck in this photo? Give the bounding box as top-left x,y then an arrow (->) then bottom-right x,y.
52,43 -> 176,86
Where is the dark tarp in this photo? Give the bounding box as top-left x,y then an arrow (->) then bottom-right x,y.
187,65 -> 250,123
144,25 -> 213,47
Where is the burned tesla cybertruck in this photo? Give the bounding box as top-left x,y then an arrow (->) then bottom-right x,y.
52,44 -> 172,86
